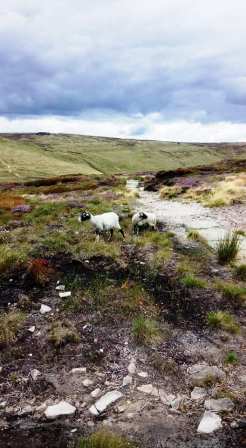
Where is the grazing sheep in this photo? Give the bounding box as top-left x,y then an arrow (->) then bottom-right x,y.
132,211 -> 157,234
79,211 -> 125,241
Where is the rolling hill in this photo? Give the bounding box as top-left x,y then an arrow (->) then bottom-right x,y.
0,133 -> 245,182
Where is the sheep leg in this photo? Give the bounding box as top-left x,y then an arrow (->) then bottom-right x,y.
108,229 -> 114,241
95,229 -> 100,242
119,228 -> 125,239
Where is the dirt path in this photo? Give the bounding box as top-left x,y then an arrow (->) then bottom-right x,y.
135,189 -> 246,262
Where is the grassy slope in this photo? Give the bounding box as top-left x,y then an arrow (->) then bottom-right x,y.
0,133 -> 245,182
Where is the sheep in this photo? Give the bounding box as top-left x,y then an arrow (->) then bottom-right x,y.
132,211 -> 157,234
79,211 -> 125,241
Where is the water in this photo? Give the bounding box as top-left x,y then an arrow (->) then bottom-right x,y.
136,190 -> 246,263
126,179 -> 139,191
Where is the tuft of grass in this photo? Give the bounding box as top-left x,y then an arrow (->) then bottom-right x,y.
206,198 -> 226,207
217,281 -> 246,305
0,245 -> 28,273
0,311 -> 26,345
132,315 -> 160,345
186,229 -> 207,245
48,320 -> 80,347
207,311 -> 240,334
160,185 -> 183,199
216,232 -> 240,265
224,351 -> 238,365
77,430 -> 137,448
151,353 -> 177,376
234,264 -> 246,281
181,274 -> 207,289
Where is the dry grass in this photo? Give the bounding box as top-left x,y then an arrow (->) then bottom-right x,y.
78,430 -> 137,448
48,320 -> 80,347
0,311 -> 26,345
0,193 -> 26,210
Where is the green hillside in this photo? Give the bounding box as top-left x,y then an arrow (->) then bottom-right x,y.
0,133 -> 245,182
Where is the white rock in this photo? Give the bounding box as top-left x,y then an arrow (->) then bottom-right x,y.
205,398 -> 234,412
44,401 -> 76,419
197,411 -> 222,434
0,401 -> 7,408
122,375 -> 132,387
28,326 -> 35,333
70,367 -> 87,374
40,304 -> 51,314
138,371 -> 148,378
59,291 -> 71,298
83,379 -> 94,387
30,369 -> 41,381
187,364 -> 225,386
89,390 -> 123,415
56,285 -> 65,291
137,384 -> 158,396
91,388 -> 101,398
191,387 -> 207,401
0,367 -> 2,373
159,389 -> 176,405
128,360 -> 136,375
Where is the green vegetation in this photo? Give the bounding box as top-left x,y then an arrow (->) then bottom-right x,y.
0,311 -> 26,345
181,274 -> 207,289
48,320 -> 80,347
216,281 -> 246,305
224,351 -> 238,364
0,134 -> 243,182
234,264 -> 246,281
216,232 -> 240,265
207,311 -> 240,334
77,431 -> 137,448
132,315 -> 160,345
186,229 -> 207,245
0,245 -> 28,273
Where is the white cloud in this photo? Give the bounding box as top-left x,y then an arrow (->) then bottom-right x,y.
1,114 -> 246,142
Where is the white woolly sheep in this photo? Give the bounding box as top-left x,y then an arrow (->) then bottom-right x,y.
79,211 -> 125,241
132,211 -> 157,234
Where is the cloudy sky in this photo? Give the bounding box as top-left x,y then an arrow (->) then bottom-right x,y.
0,0 -> 246,141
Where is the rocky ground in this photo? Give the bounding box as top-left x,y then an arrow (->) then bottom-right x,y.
0,174 -> 245,447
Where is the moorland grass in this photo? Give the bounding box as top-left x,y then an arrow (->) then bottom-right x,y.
207,311 -> 240,334
0,311 -> 26,345
77,430 -> 137,448
132,315 -> 160,345
216,232 -> 240,265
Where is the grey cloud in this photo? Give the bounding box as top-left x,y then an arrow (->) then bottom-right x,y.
0,0 -> 246,122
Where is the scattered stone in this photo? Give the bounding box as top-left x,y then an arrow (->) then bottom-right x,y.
56,285 -> 65,291
12,205 -> 32,213
91,388 -> 101,398
28,326 -> 35,333
138,371 -> 148,378
197,411 -> 222,434
239,375 -> 246,384
122,375 -> 132,387
59,291 -> 71,298
159,390 -> 176,405
0,401 -> 7,408
40,304 -> 51,314
30,369 -> 41,381
128,360 -> 136,375
0,367 -> 2,374
83,379 -> 94,387
44,401 -> 76,419
205,398 -> 234,412
137,384 -> 158,396
188,364 -> 225,386
191,387 -> 207,401
19,405 -> 33,416
89,390 -> 123,416
170,394 -> 187,410
70,367 -> 87,374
